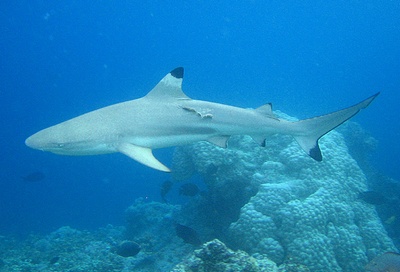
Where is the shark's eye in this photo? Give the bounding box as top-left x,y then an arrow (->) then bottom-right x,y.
57,143 -> 64,148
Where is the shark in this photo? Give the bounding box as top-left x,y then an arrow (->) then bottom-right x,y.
25,67 -> 379,172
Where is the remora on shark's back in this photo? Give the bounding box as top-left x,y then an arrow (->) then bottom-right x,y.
25,67 -> 379,172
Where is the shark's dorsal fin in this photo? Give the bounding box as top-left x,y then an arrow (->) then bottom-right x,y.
145,67 -> 190,100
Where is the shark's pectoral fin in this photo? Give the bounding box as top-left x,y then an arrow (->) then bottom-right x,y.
117,143 -> 170,172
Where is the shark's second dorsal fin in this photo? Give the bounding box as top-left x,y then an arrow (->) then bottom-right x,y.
255,103 -> 279,120
255,103 -> 274,116
145,67 -> 190,100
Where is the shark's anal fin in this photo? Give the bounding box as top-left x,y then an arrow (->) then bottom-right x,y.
117,143 -> 170,172
251,135 -> 267,147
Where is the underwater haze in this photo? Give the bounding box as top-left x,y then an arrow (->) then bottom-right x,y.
1,0 -> 399,240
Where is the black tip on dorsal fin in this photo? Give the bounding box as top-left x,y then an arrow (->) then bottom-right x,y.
170,67 -> 184,79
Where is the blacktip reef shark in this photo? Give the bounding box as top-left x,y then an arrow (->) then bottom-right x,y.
25,67 -> 379,172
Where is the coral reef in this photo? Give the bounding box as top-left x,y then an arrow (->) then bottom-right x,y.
339,122 -> 400,250
0,225 -> 128,272
171,239 -> 278,272
171,112 -> 398,272
0,200 -> 201,272
2,114 -> 397,272
124,198 -> 197,270
125,197 -> 180,240
337,121 -> 378,173
172,135 -> 266,232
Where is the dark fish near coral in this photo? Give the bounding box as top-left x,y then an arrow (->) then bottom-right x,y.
365,252 -> 400,272
175,223 -> 201,246
385,215 -> 397,225
21,171 -> 45,182
49,256 -> 60,265
161,180 -> 173,202
115,241 -> 141,257
179,183 -> 200,197
358,191 -> 388,205
205,163 -> 218,176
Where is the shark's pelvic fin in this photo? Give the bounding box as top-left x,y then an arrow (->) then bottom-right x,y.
293,92 -> 380,161
117,143 -> 170,172
145,67 -> 190,100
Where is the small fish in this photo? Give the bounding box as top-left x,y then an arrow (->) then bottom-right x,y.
21,171 -> 45,182
115,241 -> 141,257
175,223 -> 201,246
385,215 -> 397,225
365,252 -> 400,272
49,256 -> 60,265
358,191 -> 388,205
205,163 -> 218,176
179,183 -> 200,197
161,180 -> 173,203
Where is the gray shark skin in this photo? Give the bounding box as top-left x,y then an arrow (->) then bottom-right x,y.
25,67 -> 379,172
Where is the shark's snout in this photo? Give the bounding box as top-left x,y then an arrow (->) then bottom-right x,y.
25,127 -> 112,156
25,134 -> 43,150
25,128 -> 58,151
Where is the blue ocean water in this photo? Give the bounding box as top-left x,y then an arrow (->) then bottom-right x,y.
0,1 -> 399,236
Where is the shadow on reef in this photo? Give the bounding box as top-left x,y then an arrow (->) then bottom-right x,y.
340,122 -> 400,250
186,172 -> 259,237
171,135 -> 262,238
364,173 -> 400,250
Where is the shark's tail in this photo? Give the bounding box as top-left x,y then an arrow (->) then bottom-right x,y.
292,92 -> 379,161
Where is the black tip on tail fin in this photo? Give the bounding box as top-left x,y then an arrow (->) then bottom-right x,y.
170,67 -> 184,79
294,135 -> 323,162
293,92 -> 379,162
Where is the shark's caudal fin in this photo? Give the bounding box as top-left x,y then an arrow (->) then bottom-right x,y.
293,92 -> 380,161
